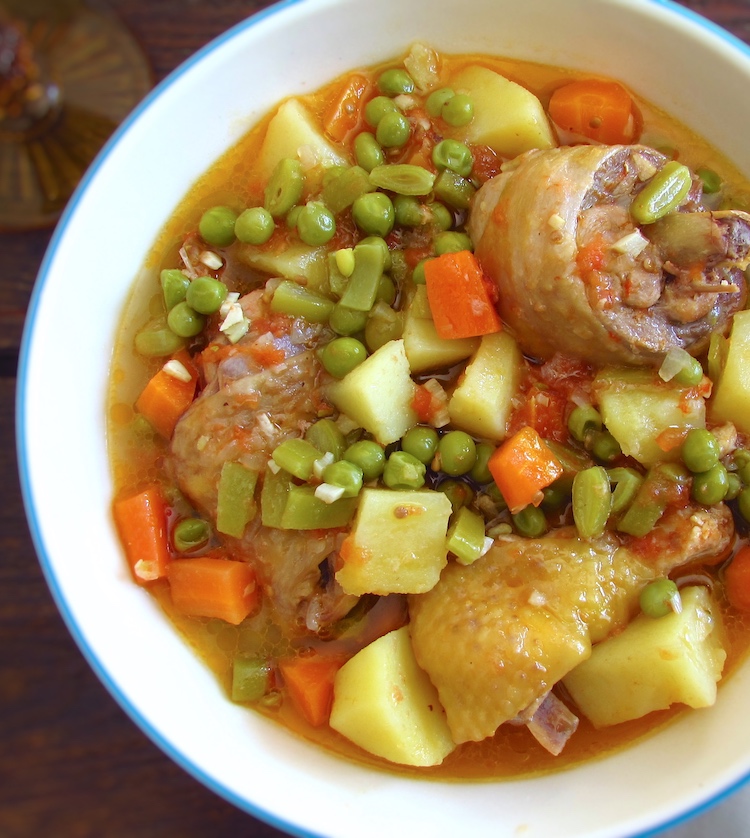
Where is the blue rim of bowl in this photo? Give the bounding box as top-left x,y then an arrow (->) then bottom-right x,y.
14,1 -> 750,836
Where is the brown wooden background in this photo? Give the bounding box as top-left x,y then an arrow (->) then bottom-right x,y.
2,1 -> 750,836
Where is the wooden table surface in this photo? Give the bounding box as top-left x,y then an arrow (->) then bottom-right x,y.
2,1 -> 750,836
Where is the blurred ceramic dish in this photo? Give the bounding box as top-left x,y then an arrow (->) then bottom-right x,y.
17,0 -> 750,835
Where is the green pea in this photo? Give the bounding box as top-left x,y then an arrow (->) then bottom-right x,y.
186,276 -> 228,315
160,268 -> 190,310
630,161 -> 693,225
681,428 -> 720,473
412,258 -> 432,285
167,301 -> 206,338
383,450 -> 426,490
438,431 -> 477,476
320,337 -> 367,378
322,459 -> 364,497
512,504 -> 547,538
425,87 -> 454,118
470,443 -> 495,484
735,449 -> 750,484
568,405 -> 603,443
691,463 -> 728,505
433,169 -> 475,210
435,231 -> 473,255
673,355 -> 704,386
296,201 -> 336,245
134,326 -> 185,358
329,303 -> 368,336
376,275 -> 397,305
639,578 -> 681,619
401,425 -> 439,464
305,418 -> 346,460
378,68 -> 414,96
739,487 -> 750,523
364,306 -> 403,352
344,439 -> 386,480
541,477 -> 573,511
235,206 -> 275,244
354,132 -> 385,172
173,517 -> 210,553
364,95 -> 399,128
725,471 -> 742,501
352,192 -> 395,237
264,158 -> 305,218
442,92 -> 474,126
439,479 -> 474,512
697,167 -> 722,194
199,206 -> 237,247
432,139 -> 473,177
572,466 -> 612,540
376,110 -> 411,148
590,430 -> 622,464
428,202 -> 453,231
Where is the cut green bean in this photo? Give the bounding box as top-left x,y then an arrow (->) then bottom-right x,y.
134,326 -> 185,357
305,418 -> 346,460
383,450 -> 426,490
231,657 -> 271,702
264,158 -> 305,218
433,169 -> 475,210
568,405 -> 603,443
339,239 -> 387,312
279,485 -> 358,529
630,161 -> 693,225
368,164 -> 436,196
270,280 -> 334,323
447,506 -> 487,566
271,438 -> 323,481
608,467 -> 644,515
321,165 -> 374,214
172,517 -> 210,552
439,479 -> 474,512
216,461 -> 259,538
160,268 -> 190,310
572,466 -> 611,539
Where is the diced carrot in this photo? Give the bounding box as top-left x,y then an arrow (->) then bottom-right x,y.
113,484 -> 171,584
167,556 -> 260,625
411,384 -> 434,423
655,426 -> 688,453
279,653 -> 346,727
135,349 -> 198,439
488,426 -> 564,514
323,73 -> 370,142
424,250 -> 502,340
725,545 -> 750,611
548,79 -> 640,145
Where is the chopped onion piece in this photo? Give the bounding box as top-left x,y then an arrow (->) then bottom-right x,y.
547,213 -> 565,231
224,319 -> 249,344
479,536 -> 494,558
315,483 -> 346,504
313,451 -> 336,480
133,559 -> 159,582
611,229 -> 649,257
267,459 -> 281,474
393,94 -> 417,111
162,359 -> 192,382
659,346 -> 694,381
199,250 -> 223,269
219,291 -> 240,318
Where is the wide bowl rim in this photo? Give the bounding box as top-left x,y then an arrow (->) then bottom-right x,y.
15,0 -> 750,836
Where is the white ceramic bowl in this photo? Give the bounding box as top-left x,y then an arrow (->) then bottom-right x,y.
17,1 -> 750,835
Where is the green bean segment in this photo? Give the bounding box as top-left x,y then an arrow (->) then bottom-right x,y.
231,657 -> 271,703
321,165 -> 374,214
568,405 -> 603,443
272,438 -> 323,481
608,467 -> 644,515
572,466 -> 612,539
369,164 -> 436,196
270,280 -> 334,323
383,450 -> 426,489
305,418 -> 346,460
216,461 -> 259,538
134,327 -> 185,357
161,269 -> 190,310
173,517 -> 211,552
264,158 -> 305,218
338,240 -> 387,312
447,507 -> 487,566
433,169 -> 475,210
440,479 -> 474,512
630,161 -> 693,225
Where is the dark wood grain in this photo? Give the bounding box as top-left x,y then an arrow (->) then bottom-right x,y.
2,2 -> 750,836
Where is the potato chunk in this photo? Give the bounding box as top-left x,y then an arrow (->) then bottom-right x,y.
330,626 -> 455,766
257,98 -> 348,180
594,367 -> 706,465
447,331 -> 524,441
446,65 -> 555,158
563,586 -> 726,728
402,292 -> 479,373
710,310 -> 750,434
335,488 -> 452,595
325,339 -> 417,445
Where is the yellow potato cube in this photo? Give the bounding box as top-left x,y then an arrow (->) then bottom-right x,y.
330,626 -> 455,766
447,331 -> 524,441
563,586 -> 726,728
335,488 -> 452,595
446,65 -> 555,158
325,339 -> 417,445
711,310 -> 750,434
